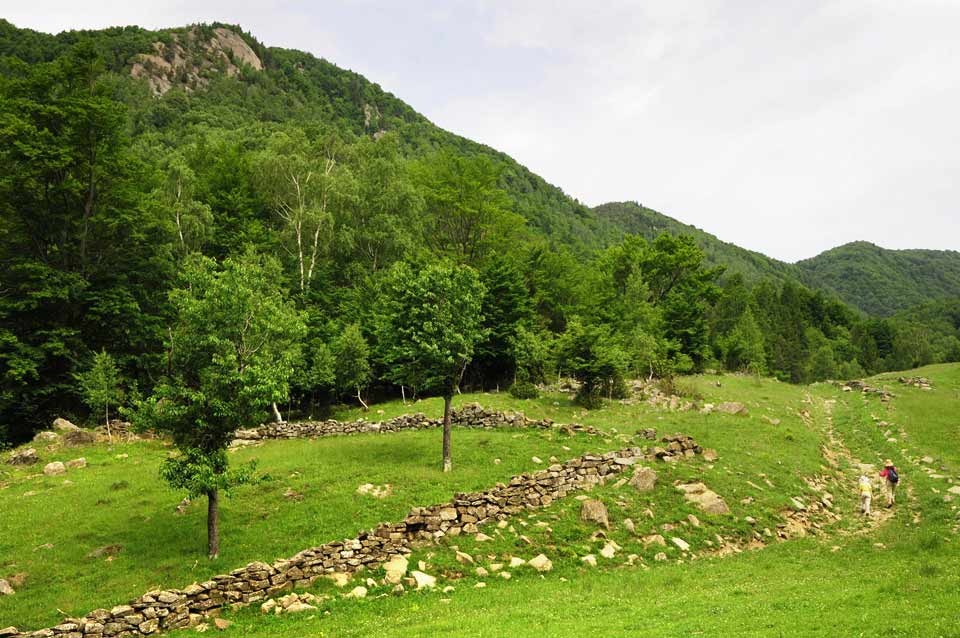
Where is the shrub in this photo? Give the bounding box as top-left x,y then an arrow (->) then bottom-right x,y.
509,381 -> 540,400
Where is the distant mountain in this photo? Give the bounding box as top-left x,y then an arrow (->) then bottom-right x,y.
592,201 -> 797,284
594,202 -> 960,317
796,242 -> 960,317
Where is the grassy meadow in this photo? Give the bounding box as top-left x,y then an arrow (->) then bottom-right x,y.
2,366 -> 958,635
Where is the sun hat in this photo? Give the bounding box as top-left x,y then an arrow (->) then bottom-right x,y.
884,459 -> 894,467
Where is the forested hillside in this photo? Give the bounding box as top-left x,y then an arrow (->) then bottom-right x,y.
797,241 -> 960,316
1,20 -> 957,445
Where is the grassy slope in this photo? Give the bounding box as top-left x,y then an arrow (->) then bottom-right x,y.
3,368 -> 958,634
169,368 -> 959,638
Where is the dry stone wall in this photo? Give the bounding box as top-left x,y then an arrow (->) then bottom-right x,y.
234,403 -> 606,442
8,428 -> 704,638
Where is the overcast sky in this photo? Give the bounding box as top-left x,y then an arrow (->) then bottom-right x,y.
4,0 -> 958,262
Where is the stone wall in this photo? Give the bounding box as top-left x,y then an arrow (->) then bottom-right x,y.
8,432 -> 703,638
234,403 -> 606,442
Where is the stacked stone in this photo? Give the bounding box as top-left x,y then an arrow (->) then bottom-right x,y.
235,406 -> 606,442
13,437 -> 704,638
649,433 -> 702,460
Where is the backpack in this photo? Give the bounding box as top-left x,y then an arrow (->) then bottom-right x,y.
887,468 -> 899,484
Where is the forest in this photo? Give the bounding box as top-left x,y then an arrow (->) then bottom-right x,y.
1,21 -> 959,445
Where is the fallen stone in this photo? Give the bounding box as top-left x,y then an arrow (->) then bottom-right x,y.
286,601 -> 317,613
629,466 -> 658,493
528,554 -> 552,572
356,483 -> 392,499
328,572 -> 350,588
0,628 -> 18,637
475,532 -> 494,542
0,580 -> 13,596
600,542 -> 618,559
411,570 -> 437,590
62,429 -> 96,447
455,551 -> 474,565
581,554 -> 597,567
676,482 -> 730,515
716,402 -> 749,416
383,554 -> 409,584
214,618 -> 232,630
345,586 -> 367,599
43,461 -> 66,476
475,567 -> 488,577
33,431 -> 59,443
509,556 -> 525,568
52,418 -> 79,432
531,456 -> 543,464
654,552 -> 668,561
260,599 -> 278,615
8,448 -> 39,465
643,534 -> 666,547
580,499 -> 610,529
622,518 -> 636,534
702,449 -> 719,462
86,544 -> 122,559
65,457 -> 86,469
671,537 -> 690,551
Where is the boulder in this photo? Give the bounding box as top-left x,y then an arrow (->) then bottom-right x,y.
52,418 -> 79,432
33,431 -> 59,443
0,628 -> 19,637
411,570 -> 437,590
43,461 -> 66,476
671,537 -> 690,551
0,580 -> 13,596
7,448 -> 39,465
629,467 -> 658,492
580,499 -> 610,529
383,555 -> 409,584
345,586 -> 367,599
676,482 -> 730,515
702,448 -> 719,462
62,429 -> 96,447
581,554 -> 597,567
527,554 -> 552,572
716,402 -> 749,416
65,457 -> 87,469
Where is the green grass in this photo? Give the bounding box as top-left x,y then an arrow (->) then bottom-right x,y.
3,368 -> 959,635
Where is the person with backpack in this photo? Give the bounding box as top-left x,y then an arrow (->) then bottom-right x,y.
858,474 -> 873,515
879,460 -> 899,507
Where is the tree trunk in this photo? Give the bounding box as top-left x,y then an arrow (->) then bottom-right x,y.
272,402 -> 283,423
207,489 -> 220,559
401,385 -> 407,405
105,404 -> 113,444
442,394 -> 453,472
357,386 -> 369,411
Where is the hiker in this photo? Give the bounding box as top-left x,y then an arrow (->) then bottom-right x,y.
858,475 -> 873,515
879,460 -> 899,507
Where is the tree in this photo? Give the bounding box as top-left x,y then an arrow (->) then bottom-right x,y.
377,262 -> 486,472
133,252 -> 305,558
414,152 -> 522,265
334,323 -> 372,410
555,319 -> 629,408
75,349 -> 124,440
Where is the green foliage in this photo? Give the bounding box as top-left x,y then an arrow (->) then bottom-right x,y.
508,381 -> 540,400
377,262 -> 487,397
333,323 -> 371,405
556,319 -> 629,408
75,349 -> 124,426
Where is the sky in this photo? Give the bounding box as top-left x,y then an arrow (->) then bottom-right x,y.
3,0 -> 959,262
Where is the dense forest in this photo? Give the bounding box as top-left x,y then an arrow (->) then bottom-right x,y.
1,21 -> 958,445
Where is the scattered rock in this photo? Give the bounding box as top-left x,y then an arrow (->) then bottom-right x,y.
62,429 -> 96,447
600,541 -> 619,559
643,534 -> 666,547
0,580 -> 13,596
345,586 -> 367,599
286,601 -> 317,613
86,544 -> 123,559
213,618 -> 232,630
628,466 -> 658,493
411,570 -> 437,590
0,628 -> 19,637
283,488 -> 304,501
509,556 -> 525,568
654,552 -> 668,561
65,457 -> 86,469
531,456 -> 543,464
676,482 -> 730,514
581,554 -> 597,567
7,448 -> 39,466
328,572 -> 350,588
716,402 -> 749,416
175,497 -> 192,515
702,449 -> 719,462
383,555 -> 409,584
43,461 -> 66,476
580,499 -> 610,529
52,418 -> 79,432
455,551 -> 474,565
357,483 -> 392,499
671,537 -> 690,551
622,518 -> 636,534
528,554 -> 553,572
475,567 -> 489,577
33,431 -> 59,443
474,582 -> 487,588
475,533 -> 494,542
